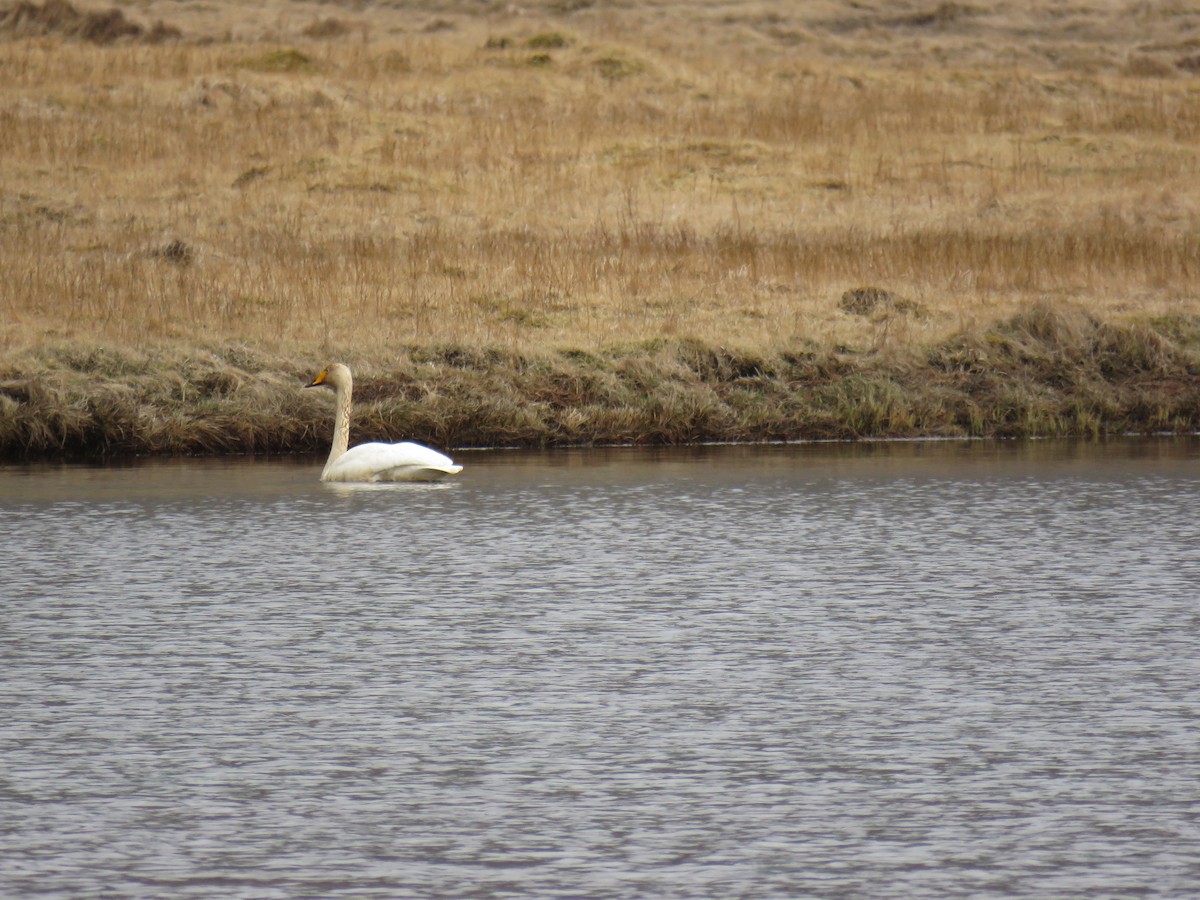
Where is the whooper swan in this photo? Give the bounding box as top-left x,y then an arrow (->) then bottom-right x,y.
305,363 -> 463,483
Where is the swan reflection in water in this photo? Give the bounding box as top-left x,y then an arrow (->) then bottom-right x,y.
305,363 -> 463,483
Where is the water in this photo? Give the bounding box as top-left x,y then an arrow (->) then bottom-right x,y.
3,439 -> 1199,898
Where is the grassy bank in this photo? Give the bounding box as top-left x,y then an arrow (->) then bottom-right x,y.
2,306 -> 1197,460
2,0 -> 1199,457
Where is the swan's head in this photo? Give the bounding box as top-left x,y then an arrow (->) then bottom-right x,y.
305,363 -> 352,391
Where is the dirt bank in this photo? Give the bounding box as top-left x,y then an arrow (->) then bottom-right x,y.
2,307 -> 1197,461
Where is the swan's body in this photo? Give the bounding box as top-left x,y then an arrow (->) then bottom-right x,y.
306,363 -> 462,483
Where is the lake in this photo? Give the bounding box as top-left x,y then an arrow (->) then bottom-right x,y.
2,439 -> 1198,898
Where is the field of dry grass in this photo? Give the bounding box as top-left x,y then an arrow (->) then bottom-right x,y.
2,0 -> 1199,453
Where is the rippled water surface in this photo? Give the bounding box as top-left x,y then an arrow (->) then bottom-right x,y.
3,439 -> 1199,898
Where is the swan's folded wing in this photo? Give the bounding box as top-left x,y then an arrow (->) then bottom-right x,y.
323,441 -> 462,482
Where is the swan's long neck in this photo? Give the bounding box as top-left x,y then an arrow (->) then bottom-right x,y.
325,378 -> 352,477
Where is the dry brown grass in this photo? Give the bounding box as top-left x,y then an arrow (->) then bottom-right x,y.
4,305 -> 1197,458
2,0 -> 1199,365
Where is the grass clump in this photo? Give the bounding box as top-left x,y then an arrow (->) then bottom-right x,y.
241,49 -> 314,74
591,53 -> 645,80
302,18 -> 351,40
527,31 -> 571,49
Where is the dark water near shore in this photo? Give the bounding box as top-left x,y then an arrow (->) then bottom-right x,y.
3,439 -> 1199,898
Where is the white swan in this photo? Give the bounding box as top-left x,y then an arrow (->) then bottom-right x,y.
305,363 -> 463,483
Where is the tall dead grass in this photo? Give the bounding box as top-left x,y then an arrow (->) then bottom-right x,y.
2,0 -> 1199,363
